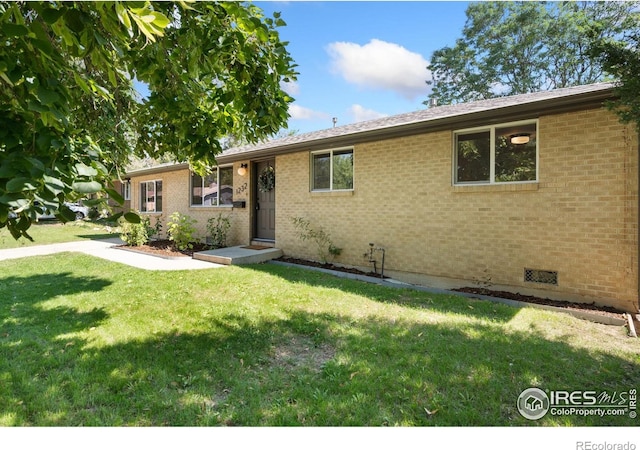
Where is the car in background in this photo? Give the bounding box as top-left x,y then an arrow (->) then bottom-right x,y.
37,202 -> 90,221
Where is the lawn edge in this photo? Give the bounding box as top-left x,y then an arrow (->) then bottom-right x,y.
268,260 -> 628,327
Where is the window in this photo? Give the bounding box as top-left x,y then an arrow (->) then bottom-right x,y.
140,180 -> 162,212
311,148 -> 354,191
121,181 -> 131,201
454,120 -> 537,184
191,166 -> 233,206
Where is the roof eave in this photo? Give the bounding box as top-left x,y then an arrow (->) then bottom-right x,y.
216,87 -> 614,164
125,162 -> 190,178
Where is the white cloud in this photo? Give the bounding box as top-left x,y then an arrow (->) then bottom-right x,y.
281,80 -> 300,96
348,104 -> 388,123
289,104 -> 330,121
327,39 -> 430,100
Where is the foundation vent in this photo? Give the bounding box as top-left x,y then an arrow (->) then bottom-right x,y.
524,268 -> 558,285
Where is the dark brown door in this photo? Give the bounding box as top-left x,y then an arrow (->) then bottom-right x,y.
254,159 -> 276,240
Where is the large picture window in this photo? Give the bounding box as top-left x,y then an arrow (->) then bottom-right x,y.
140,180 -> 162,212
191,166 -> 233,206
454,120 -> 537,184
311,148 -> 354,191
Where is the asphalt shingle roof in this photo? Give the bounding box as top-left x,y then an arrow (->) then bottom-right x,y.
217,82 -> 615,163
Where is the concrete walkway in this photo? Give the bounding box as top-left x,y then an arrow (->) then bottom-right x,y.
0,238 -> 224,271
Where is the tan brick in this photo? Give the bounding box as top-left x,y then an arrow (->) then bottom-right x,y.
127,107 -> 638,313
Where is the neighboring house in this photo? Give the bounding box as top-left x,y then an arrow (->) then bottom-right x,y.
125,83 -> 639,313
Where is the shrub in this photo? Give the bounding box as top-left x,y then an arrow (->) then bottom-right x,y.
167,212 -> 198,251
291,216 -> 342,264
88,207 -> 101,221
206,214 -> 231,249
119,214 -> 153,247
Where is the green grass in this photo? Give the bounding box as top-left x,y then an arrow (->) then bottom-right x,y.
0,251 -> 638,426
0,220 -> 119,249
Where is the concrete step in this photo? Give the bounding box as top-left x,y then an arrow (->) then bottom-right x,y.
193,245 -> 282,265
250,239 -> 276,248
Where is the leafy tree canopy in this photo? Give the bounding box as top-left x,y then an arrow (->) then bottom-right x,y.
425,1 -> 638,105
588,9 -> 640,131
0,1 -> 297,239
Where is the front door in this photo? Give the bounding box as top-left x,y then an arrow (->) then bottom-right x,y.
254,159 -> 276,241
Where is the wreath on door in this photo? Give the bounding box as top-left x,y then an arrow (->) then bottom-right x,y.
258,165 -> 275,192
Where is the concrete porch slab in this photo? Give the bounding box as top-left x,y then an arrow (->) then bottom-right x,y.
193,245 -> 283,265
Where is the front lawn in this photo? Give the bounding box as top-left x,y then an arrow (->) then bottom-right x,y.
0,253 -> 637,426
0,221 -> 118,249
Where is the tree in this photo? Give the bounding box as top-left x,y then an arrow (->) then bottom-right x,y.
425,1 -> 638,105
588,11 -> 640,131
0,1 -> 297,239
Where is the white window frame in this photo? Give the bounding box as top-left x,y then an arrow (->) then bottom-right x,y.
190,166 -> 234,207
453,119 -> 539,185
310,147 -> 354,192
140,180 -> 162,213
122,181 -> 131,201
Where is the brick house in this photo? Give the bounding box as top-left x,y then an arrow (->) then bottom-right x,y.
125,83 -> 639,313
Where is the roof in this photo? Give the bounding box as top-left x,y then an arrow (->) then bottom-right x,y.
125,162 -> 190,178
216,82 -> 616,164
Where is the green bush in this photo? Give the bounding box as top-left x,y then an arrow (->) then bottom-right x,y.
88,207 -> 101,221
167,212 -> 198,251
206,214 -> 231,249
291,216 -> 342,264
119,215 -> 153,247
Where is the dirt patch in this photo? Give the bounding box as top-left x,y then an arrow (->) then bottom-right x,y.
270,334 -> 336,373
454,287 -> 627,321
117,239 -> 209,258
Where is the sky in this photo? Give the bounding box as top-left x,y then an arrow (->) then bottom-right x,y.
255,1 -> 470,134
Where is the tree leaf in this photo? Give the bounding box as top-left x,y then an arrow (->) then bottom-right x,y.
75,163 -> 98,177
58,204 -> 77,222
107,211 -> 124,222
6,177 -> 38,193
41,7 -> 65,25
43,174 -> 66,195
105,187 -> 124,205
115,2 -> 132,32
124,211 -> 141,223
16,215 -> 31,231
36,85 -> 61,106
3,23 -> 29,37
72,180 -> 102,193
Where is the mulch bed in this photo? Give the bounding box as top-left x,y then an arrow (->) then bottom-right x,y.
453,287 -> 627,321
118,239 -> 209,258
276,256 -> 386,279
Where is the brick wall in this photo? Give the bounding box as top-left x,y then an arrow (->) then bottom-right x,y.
275,107 -> 639,312
129,162 -> 251,246
125,106 -> 638,312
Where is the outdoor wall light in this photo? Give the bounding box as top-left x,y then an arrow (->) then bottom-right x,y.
237,163 -> 248,176
510,133 -> 531,145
